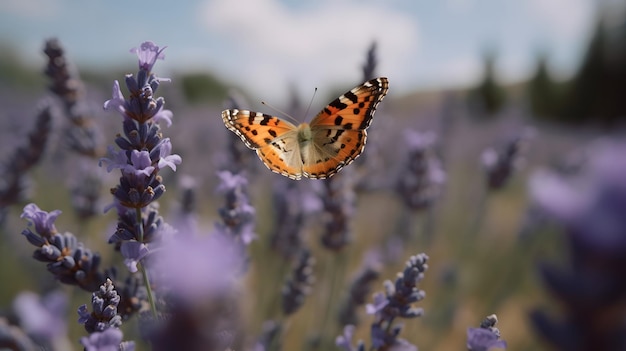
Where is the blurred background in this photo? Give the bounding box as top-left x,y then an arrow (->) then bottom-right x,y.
1,0 -> 626,350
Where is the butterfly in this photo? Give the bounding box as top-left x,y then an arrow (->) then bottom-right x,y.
222,77 -> 389,180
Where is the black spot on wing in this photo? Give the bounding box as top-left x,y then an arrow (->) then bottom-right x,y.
269,129 -> 277,138
329,99 -> 348,110
334,116 -> 343,126
251,129 -> 258,136
344,91 -> 358,103
260,115 -> 272,126
344,123 -> 353,130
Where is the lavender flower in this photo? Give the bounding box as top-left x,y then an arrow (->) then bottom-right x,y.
43,38 -> 104,158
362,41 -> 378,81
318,173 -> 356,251
13,290 -> 69,348
221,90 -> 254,174
282,249 -> 316,316
145,233 -> 245,351
529,140 -> 626,350
78,279 -> 122,333
395,130 -> 446,211
215,170 -> 256,246
20,203 -> 106,292
269,179 -> 315,260
100,42 -> 181,276
0,101 -> 53,211
336,325 -> 365,351
152,233 -> 243,301
21,203 -> 61,238
0,318 -> 37,350
80,328 -> 135,351
481,128 -> 534,191
362,253 -> 428,350
339,257 -> 381,326
467,314 -> 507,351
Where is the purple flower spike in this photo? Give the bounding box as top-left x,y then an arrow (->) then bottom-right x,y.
21,203 -> 62,237
120,241 -> 149,273
130,41 -> 166,72
467,328 -> 507,351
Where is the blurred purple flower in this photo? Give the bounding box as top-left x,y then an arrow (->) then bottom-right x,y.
395,130 -> 446,211
21,203 -> 61,237
529,140 -> 626,350
365,292 -> 389,315
530,140 -> 626,252
131,41 -> 166,72
152,233 -> 243,301
467,328 -> 507,351
120,241 -> 149,273
481,128 -> 534,190
215,171 -> 257,245
13,290 -> 68,341
336,325 -> 365,351
80,328 -> 133,351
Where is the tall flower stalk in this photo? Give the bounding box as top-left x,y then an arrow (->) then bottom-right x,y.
100,41 -> 181,317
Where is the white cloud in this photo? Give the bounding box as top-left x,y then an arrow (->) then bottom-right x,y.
196,0 -> 420,103
527,0 -> 595,40
0,0 -> 59,19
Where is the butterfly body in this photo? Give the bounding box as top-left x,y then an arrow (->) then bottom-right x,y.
222,77 -> 389,180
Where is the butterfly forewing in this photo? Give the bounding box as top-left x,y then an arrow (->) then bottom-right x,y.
310,77 -> 389,131
222,109 -> 297,149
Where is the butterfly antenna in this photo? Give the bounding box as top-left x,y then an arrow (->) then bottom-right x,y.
303,87 -> 318,121
261,101 -> 301,125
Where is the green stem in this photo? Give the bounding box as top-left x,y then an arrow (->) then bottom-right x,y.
140,262 -> 158,318
135,207 -> 158,318
319,250 -> 348,348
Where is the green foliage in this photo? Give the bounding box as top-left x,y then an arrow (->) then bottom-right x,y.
527,53 -> 566,120
0,42 -> 45,91
179,72 -> 230,104
556,15 -> 626,125
469,50 -> 507,118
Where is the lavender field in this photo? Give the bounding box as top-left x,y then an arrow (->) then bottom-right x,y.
0,21 -> 625,351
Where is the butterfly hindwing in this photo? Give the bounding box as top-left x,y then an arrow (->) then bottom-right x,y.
301,129 -> 366,179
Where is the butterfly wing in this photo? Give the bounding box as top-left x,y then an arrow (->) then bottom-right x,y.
303,77 -> 389,179
222,109 -> 305,179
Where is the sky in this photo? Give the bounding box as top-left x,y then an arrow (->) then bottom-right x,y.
0,0 -> 603,103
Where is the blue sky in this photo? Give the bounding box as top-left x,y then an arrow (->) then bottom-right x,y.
0,0 -> 601,102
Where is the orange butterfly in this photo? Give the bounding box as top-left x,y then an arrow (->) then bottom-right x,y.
222,77 -> 389,180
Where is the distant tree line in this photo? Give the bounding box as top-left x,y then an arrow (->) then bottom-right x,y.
471,11 -> 626,127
